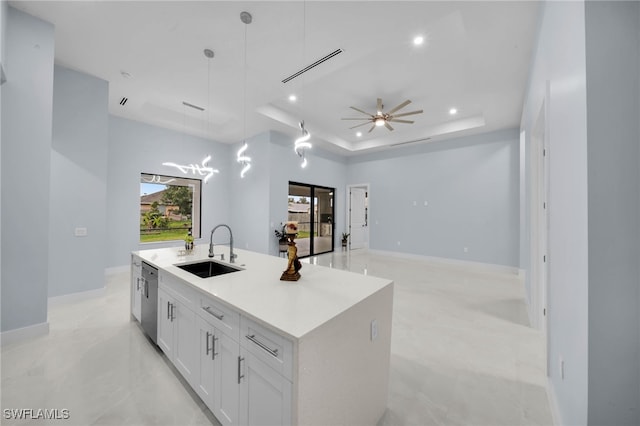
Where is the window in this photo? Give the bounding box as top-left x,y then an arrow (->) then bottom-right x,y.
140,173 -> 202,243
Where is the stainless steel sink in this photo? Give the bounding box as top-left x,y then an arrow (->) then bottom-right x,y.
175,260 -> 242,278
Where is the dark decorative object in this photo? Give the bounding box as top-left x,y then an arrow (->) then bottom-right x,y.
280,222 -> 302,281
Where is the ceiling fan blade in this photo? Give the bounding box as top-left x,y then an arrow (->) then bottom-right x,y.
341,117 -> 371,120
368,123 -> 376,133
386,100 -> 412,115
350,106 -> 373,116
349,121 -> 375,129
388,119 -> 414,124
384,121 -> 394,131
391,109 -> 423,118
376,98 -> 383,113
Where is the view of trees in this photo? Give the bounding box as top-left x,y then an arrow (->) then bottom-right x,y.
162,186 -> 193,219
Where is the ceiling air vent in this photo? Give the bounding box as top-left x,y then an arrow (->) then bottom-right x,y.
390,137 -> 432,147
119,97 -> 128,106
182,101 -> 204,111
282,48 -> 343,84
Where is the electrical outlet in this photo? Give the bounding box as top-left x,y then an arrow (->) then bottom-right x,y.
370,319 -> 378,341
397,241 -> 401,246
424,201 -> 428,206
463,247 -> 468,253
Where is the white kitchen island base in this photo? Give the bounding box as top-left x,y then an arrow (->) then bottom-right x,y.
132,245 -> 393,426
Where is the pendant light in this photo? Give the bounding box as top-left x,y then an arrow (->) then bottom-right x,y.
237,11 -> 252,178
294,1 -> 312,168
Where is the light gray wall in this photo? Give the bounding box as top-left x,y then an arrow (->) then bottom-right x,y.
267,131 -> 348,257
1,0 -> 6,73
106,116 -> 231,268
1,7 -> 54,331
49,65 -> 108,297
585,2 -> 640,424
520,1 -> 589,424
229,132 -> 271,254
347,128 -> 520,267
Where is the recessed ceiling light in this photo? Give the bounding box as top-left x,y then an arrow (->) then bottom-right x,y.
356,132 -> 362,137
289,94 -> 297,102
413,35 -> 424,46
449,108 -> 458,115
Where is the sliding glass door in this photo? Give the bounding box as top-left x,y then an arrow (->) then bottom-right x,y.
288,182 -> 335,258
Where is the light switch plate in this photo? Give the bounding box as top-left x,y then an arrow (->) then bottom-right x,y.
75,227 -> 87,237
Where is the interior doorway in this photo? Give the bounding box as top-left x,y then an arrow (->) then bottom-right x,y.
530,89 -> 550,375
288,182 -> 335,258
348,184 -> 369,250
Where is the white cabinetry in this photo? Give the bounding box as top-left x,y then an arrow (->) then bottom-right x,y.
196,295 -> 241,425
156,274 -> 293,426
239,316 -> 293,426
157,274 -> 197,388
131,255 -> 142,322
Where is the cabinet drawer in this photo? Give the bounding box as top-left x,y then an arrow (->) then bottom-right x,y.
159,271 -> 199,312
198,294 -> 240,341
240,316 -> 293,382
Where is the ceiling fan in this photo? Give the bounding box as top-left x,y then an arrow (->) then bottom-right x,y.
341,98 -> 423,132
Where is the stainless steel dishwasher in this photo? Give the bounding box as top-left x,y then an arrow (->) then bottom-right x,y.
141,262 -> 158,345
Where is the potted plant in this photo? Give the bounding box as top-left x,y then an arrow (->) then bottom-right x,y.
275,225 -> 289,252
341,232 -> 350,248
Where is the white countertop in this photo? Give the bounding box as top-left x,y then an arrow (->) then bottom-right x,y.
133,245 -> 393,340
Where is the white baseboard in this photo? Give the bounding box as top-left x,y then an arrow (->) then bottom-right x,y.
0,322 -> 49,346
105,265 -> 129,275
547,376 -> 561,426
48,287 -> 106,307
367,249 -> 520,276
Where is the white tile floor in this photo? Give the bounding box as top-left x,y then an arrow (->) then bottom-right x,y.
1,250 -> 552,426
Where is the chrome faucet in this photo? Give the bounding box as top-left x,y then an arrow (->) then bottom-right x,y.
208,224 -> 237,263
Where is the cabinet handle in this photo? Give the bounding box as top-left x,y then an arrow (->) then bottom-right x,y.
246,334 -> 279,358
238,356 -> 245,384
170,303 -> 176,322
136,278 -> 140,291
212,335 -> 218,361
205,331 -> 212,356
167,301 -> 171,320
201,306 -> 224,321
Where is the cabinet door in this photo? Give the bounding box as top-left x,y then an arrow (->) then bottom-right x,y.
195,316 -> 215,410
157,288 -> 174,358
239,348 -> 292,426
131,258 -> 142,322
214,332 -> 240,426
174,300 -> 197,387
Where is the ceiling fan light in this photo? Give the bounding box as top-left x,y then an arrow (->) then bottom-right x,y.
375,118 -> 385,126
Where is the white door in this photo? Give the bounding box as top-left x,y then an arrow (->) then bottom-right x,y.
349,186 -> 368,250
174,301 -> 197,387
131,259 -> 142,322
239,349 -> 292,426
196,316 -> 216,410
157,288 -> 174,358
214,332 -> 241,426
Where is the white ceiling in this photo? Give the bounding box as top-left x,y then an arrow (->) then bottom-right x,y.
9,1 -> 540,156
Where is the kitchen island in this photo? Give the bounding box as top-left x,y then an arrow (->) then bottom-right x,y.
131,245 -> 394,426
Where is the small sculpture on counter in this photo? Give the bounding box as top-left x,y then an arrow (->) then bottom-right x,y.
280,221 -> 302,281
